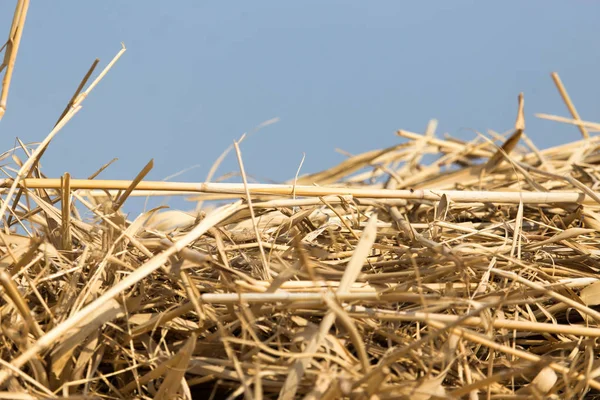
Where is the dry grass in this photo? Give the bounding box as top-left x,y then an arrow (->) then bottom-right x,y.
3,2 -> 600,399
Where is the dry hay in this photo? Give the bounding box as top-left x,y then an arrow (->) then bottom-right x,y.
3,2 -> 600,399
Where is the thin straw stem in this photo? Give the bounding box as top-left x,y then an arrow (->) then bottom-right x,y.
0,0 -> 29,120
4,179 -> 600,205
551,72 -> 589,139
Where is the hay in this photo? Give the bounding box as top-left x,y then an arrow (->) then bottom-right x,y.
3,2 -> 600,399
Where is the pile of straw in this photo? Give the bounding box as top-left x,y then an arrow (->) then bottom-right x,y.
3,2 -> 600,399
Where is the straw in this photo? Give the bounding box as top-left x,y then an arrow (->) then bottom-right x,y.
3,3 -> 600,398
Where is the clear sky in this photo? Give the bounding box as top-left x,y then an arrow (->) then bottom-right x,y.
1,2 -> 599,214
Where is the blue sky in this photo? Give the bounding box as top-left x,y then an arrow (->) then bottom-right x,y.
1,2 -> 599,213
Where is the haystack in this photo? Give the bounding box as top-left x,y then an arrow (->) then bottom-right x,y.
2,2 -> 600,399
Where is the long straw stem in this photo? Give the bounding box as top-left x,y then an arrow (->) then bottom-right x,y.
3,178 -> 598,205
